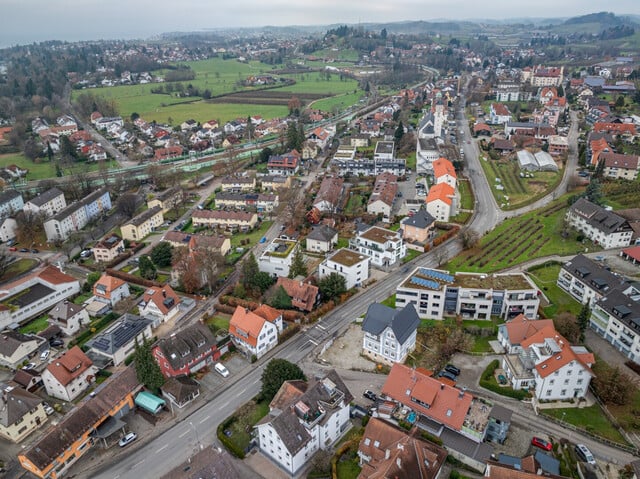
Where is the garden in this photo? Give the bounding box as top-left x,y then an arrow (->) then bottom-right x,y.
448,196 -> 597,273
527,262 -> 582,317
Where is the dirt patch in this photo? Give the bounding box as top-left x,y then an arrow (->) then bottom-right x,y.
318,323 -> 377,371
527,180 -> 548,195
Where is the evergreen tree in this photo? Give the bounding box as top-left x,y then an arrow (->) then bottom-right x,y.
319,272 -> 347,300
133,339 -> 165,393
150,241 -> 173,268
260,359 -> 306,401
138,255 -> 157,280
394,121 -> 404,143
288,248 -> 307,279
269,285 -> 292,309
241,252 -> 260,290
577,303 -> 591,343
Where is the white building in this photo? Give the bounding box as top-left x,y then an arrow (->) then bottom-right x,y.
350,226 -> 405,268
0,218 -> 18,243
426,183 -> 456,222
566,198 -> 633,249
361,303 -> 420,364
255,371 -> 352,476
41,346 -> 98,402
366,172 -> 397,222
43,187 -> 111,242
318,249 -> 370,290
0,190 -> 23,220
258,238 -> 299,278
501,323 -> 594,401
416,138 -> 440,175
86,315 -> 153,366
432,157 -> 457,189
306,225 -> 338,253
556,254 -> 627,307
229,306 -> 279,359
139,285 -> 181,326
48,300 -> 90,336
396,267 -> 540,321
23,188 -> 66,218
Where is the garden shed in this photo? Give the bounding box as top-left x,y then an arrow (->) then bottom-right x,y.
135,391 -> 166,414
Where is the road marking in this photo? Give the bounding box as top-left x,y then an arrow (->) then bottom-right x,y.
316,324 -> 326,330
238,387 -> 246,395
308,339 -> 318,345
133,460 -> 145,469
199,415 -> 210,424
156,444 -> 168,453
220,400 -> 229,408
179,430 -> 189,438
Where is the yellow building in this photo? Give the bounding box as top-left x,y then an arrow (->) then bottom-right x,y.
121,206 -> 164,241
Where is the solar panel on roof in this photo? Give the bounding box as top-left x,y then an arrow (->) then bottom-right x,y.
410,277 -> 440,289
419,268 -> 454,283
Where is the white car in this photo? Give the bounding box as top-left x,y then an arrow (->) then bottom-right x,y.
214,362 -> 230,377
43,404 -> 55,415
40,350 -> 50,361
119,432 -> 137,447
575,444 -> 596,465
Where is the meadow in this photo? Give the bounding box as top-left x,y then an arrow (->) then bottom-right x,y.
0,152 -> 119,181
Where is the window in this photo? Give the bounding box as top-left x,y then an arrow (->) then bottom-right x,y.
546,390 -> 552,396
561,389 -> 567,396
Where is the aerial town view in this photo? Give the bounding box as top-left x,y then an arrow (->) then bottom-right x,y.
1,1 -> 640,478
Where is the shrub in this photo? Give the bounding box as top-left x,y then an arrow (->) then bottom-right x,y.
216,421 -> 245,459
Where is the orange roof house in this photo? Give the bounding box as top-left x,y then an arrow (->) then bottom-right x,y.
432,157 -> 457,188
593,122 -> 636,136
276,278 -> 319,312
253,304 -> 284,333
229,306 -> 279,358
41,346 -> 98,402
140,285 -> 181,324
497,314 -> 555,353
425,183 -> 456,222
92,273 -> 130,307
426,183 -> 455,206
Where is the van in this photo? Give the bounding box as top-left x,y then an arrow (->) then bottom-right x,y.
214,362 -> 230,377
575,444 -> 596,465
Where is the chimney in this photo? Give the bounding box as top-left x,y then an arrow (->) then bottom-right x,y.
385,449 -> 390,460
440,383 -> 444,390
458,390 -> 464,399
162,290 -> 167,298
396,458 -> 402,469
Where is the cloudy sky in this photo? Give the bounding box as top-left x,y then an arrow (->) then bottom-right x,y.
0,0 -> 637,47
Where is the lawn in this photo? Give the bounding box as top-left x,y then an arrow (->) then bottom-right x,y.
345,194 -> 365,216
222,399 -> 270,454
206,315 -> 230,332
310,48 -> 360,61
277,72 -> 358,95
527,262 -> 582,317
19,314 -> 49,334
402,249 -> 422,263
336,457 -> 362,479
336,237 -> 350,249
310,91 -> 364,114
381,295 -> 396,308
448,195 -> 598,273
0,258 -> 38,282
542,406 -> 627,445
0,153 -> 119,181
230,221 -> 273,249
457,178 -> 474,210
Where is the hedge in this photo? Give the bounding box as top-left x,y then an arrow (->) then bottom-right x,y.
216,419 -> 246,459
479,378 -> 529,400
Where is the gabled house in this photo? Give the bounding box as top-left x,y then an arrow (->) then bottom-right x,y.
319,249 -> 370,290
121,205 -> 164,241
48,300 -> 90,336
139,285 -> 181,325
0,384 -> 47,443
362,303 -> 420,364
276,277 -> 319,312
401,207 -> 436,244
153,322 -> 220,377
0,332 -> 47,369
490,103 -> 512,125
367,172 -> 397,222
220,175 -> 256,192
566,198 -> 633,249
86,314 -> 153,366
497,314 -> 555,354
426,183 -> 456,222
41,346 -> 98,401
556,254 -> 627,306
255,370 -> 353,476
432,157 -> 457,189
313,176 -> 344,213
253,304 -> 284,334
93,233 -> 125,263
191,210 -> 258,232
12,368 -> 42,393
267,151 -> 300,176
160,375 -> 201,411
600,152 -> 640,181
350,226 -> 406,268
229,306 -> 279,359
23,187 -> 66,218
0,189 -> 23,220
306,225 -> 338,253
147,186 -> 184,213
357,418 -> 447,479
92,274 -> 130,308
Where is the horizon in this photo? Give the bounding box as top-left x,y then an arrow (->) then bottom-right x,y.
0,2 -> 638,49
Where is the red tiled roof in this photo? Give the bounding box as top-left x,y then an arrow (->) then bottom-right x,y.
426,183 -> 455,206
276,278 -> 318,312
38,265 -> 78,286
594,123 -> 636,135
229,306 -> 266,347
491,103 -> 510,116
504,314 -> 554,347
622,246 -> 640,262
143,285 -> 180,315
253,304 -> 282,323
432,157 -> 456,180
45,346 -> 93,386
93,274 -> 126,298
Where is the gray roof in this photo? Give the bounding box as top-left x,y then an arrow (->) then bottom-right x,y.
401,207 -> 435,230
160,445 -> 240,479
161,375 -> 200,404
562,254 -> 627,293
534,451 -> 561,475
490,404 -> 513,423
50,200 -> 84,222
28,187 -> 64,207
0,332 -> 43,357
596,289 -> 640,330
0,384 -> 42,427
362,303 -> 420,345
569,198 -> 631,235
86,314 -> 152,354
0,189 -> 22,204
307,225 -> 338,242
79,186 -> 109,206
268,407 -> 312,456
49,300 -> 85,322
127,205 -> 162,227
154,186 -> 181,202
155,323 -> 216,371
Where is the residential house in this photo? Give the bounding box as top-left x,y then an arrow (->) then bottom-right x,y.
0,332 -> 46,369
484,459 -> 570,479
153,145 -> 183,162
86,314 -> 153,366
0,265 -> 80,330
530,65 -> 564,87
548,135 -> 569,156
253,304 -> 284,334
357,418 -> 447,479
92,234 -> 125,263
41,346 -> 98,401
319,249 -> 370,290
566,198 -> 633,249
220,175 -> 256,192
307,127 -> 332,150
396,267 -> 540,321
362,303 -> 420,364
258,238 -> 299,277
153,322 -> 220,377
432,157 -> 457,189
556,254 -> 626,306
367,172 -> 397,221
501,324 -> 594,400
255,370 -> 353,476
276,278 -> 319,312
139,285 -> 182,325
163,231 -> 231,257
593,122 -> 636,136
23,187 -> 66,218
306,225 -> 338,253
426,183 -> 456,222
229,306 -> 279,359
147,186 -> 184,213
12,368 -> 43,393
301,140 -> 319,160
160,376 -> 201,411
401,207 -> 436,244
313,176 -> 344,213
600,152 -> 640,180
0,189 -> 23,219
590,287 -> 640,364
192,210 -> 258,232
0,384 -> 47,443
0,217 -> 17,242
121,205 -> 164,241
267,151 -> 300,176
43,187 -> 111,242
19,367 -> 140,479
490,103 -> 512,125
261,175 -> 292,191
48,300 -> 90,336
92,274 -> 131,308
492,139 -> 516,156
497,314 -> 555,354
214,192 -> 279,213
350,226 -> 406,268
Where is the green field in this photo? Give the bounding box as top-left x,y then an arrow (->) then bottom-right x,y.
277,72 -> 358,94
527,262 -> 582,317
141,101 -> 289,126
0,153 -> 119,181
310,91 -> 364,114
310,48 -> 360,61
542,406 -> 627,444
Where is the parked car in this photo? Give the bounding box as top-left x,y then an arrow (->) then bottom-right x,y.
49,338 -> 64,348
22,362 -> 37,370
31,248 -> 39,254
19,248 -> 29,253
43,403 -> 55,416
444,364 -> 461,376
118,432 -> 137,447
363,390 -> 377,402
214,362 -> 230,377
8,247 -> 17,252
575,444 -> 596,465
438,371 -> 457,382
531,436 -> 552,451
40,350 -> 50,361
80,249 -> 93,258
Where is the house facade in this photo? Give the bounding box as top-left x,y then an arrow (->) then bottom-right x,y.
86,315 -> 153,366
566,198 -> 633,249
401,207 -> 436,244
48,300 -> 90,336
121,206 -> 164,241
556,254 -> 625,307
0,385 -> 47,443
319,249 -> 370,290
153,322 -> 220,377
306,225 -> 338,253
147,186 -> 183,213
259,238 -> 299,277
140,285 -> 181,325
92,274 -> 131,307
350,226 -> 406,268
276,278 -> 319,312
0,332 -> 46,369
426,183 -> 456,222
396,267 -> 540,321
362,303 -> 420,364
367,172 -> 397,221
93,234 -> 125,263
41,347 -> 98,402
0,190 -> 24,219
220,175 -> 256,192
229,306 -> 279,359
23,188 -> 66,218
192,210 -> 258,232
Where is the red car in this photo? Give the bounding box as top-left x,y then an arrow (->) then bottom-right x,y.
9,247 -> 17,252
531,436 -> 552,451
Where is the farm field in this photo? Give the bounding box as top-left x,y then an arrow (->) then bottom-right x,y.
0,153 -> 119,180
447,196 -> 597,273
309,91 -> 364,113
309,48 -> 360,61
479,155 -> 562,208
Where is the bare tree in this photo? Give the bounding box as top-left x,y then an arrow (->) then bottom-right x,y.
460,229 -> 480,250
14,211 -> 44,245
0,250 -> 13,278
116,193 -> 141,219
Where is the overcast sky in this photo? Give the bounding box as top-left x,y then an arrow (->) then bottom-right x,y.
0,0 -> 637,47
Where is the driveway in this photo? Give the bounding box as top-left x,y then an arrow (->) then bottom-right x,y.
448,352 -> 500,390
585,329 -> 640,385
317,323 -> 377,372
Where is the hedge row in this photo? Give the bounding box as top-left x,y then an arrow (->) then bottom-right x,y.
105,268 -> 164,288
216,419 -> 245,459
278,324 -> 301,344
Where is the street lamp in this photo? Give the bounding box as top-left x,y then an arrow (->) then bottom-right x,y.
189,421 -> 202,451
